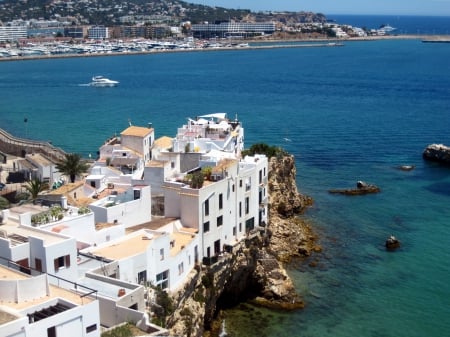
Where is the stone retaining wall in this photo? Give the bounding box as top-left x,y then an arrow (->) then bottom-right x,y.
0,128 -> 66,160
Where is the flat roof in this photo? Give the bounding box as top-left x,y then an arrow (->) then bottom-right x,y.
89,230 -> 163,260
0,224 -> 69,246
0,265 -> 94,310
170,231 -> 196,257
26,153 -> 52,166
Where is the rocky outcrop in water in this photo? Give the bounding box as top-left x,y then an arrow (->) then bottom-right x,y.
423,144 -> 450,164
165,154 -> 316,337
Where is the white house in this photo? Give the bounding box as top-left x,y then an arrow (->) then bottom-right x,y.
81,218 -> 199,292
0,223 -> 78,288
0,265 -> 101,337
89,184 -> 151,228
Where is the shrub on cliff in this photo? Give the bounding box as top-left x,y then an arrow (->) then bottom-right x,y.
0,196 -> 9,210
242,143 -> 287,159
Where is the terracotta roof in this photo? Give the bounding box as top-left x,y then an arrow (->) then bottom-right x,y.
121,126 -> 153,138
154,136 -> 173,149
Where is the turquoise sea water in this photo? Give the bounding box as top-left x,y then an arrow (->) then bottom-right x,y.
1,20 -> 450,337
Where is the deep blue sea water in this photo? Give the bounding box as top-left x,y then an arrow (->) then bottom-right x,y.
1,16 -> 450,337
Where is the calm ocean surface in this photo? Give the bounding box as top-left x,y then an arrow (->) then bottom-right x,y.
1,16 -> 450,337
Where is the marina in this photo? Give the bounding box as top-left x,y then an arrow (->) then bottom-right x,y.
0,38 -> 347,62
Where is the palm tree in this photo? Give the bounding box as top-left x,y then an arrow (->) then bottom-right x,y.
23,178 -> 49,201
55,153 -> 90,183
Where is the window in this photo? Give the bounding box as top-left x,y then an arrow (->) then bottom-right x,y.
232,184 -> 235,192
219,193 -> 223,209
138,270 -> 147,285
239,202 -> 242,217
204,221 -> 210,233
217,215 -> 223,227
259,169 -> 262,184
47,326 -> 56,337
86,324 -> 97,333
35,258 -> 42,272
178,262 -> 184,275
160,248 -> 164,261
239,179 -> 242,188
156,270 -> 169,289
245,177 -> 251,191
246,217 -> 255,231
239,223 -> 242,232
171,161 -> 175,168
134,189 -> 141,200
205,199 -> 209,216
54,255 -> 70,272
233,226 -> 236,236
245,197 -> 249,214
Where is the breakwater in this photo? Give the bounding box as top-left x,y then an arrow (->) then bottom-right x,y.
0,128 -> 66,160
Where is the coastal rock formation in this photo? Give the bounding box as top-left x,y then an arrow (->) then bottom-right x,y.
423,144 -> 450,164
266,155 -> 315,262
165,154 -> 316,336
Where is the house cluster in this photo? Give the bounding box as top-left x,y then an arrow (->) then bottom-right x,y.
0,113 -> 269,336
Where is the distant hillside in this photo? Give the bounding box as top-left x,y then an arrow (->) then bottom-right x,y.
0,0 -> 327,26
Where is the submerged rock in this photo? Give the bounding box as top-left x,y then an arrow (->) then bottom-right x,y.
329,181 -> 380,195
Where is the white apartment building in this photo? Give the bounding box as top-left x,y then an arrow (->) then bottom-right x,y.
0,26 -> 27,42
159,113 -> 268,262
88,26 -> 109,40
81,219 -> 199,291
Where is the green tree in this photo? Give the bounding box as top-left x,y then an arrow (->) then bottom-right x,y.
201,166 -> 212,180
241,143 -> 287,158
55,153 -> 89,183
190,171 -> 204,189
23,178 -> 49,201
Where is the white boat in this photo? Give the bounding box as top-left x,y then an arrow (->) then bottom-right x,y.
379,24 -> 396,32
90,76 -> 119,87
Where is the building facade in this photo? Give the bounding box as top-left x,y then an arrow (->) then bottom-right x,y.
191,21 -> 276,39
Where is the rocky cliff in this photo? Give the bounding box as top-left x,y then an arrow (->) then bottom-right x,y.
163,154 -> 316,337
